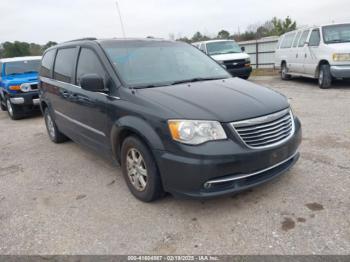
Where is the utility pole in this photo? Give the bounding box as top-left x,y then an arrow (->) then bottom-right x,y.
115,1 -> 126,38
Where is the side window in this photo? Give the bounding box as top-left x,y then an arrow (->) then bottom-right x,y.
40,49 -> 56,78
292,31 -> 302,47
76,48 -> 107,86
199,44 -> 207,53
281,33 -> 296,48
53,48 -> 76,83
309,29 -> 321,46
0,63 -> 3,76
298,30 -> 310,47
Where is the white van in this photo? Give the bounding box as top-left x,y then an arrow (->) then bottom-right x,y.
275,23 -> 350,88
193,40 -> 252,79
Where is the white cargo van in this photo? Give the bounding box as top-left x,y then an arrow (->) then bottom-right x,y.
193,40 -> 252,79
275,23 -> 350,88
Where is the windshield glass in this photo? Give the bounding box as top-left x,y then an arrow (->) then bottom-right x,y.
206,41 -> 242,55
5,60 -> 41,76
101,41 -> 230,88
323,24 -> 350,44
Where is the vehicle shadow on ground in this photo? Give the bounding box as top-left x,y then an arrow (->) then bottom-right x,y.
291,77 -> 350,90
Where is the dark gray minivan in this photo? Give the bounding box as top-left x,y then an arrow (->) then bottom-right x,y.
39,38 -> 302,202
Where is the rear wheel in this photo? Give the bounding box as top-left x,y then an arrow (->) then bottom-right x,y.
281,63 -> 292,80
44,108 -> 68,143
318,64 -> 332,89
6,98 -> 21,120
121,136 -> 164,202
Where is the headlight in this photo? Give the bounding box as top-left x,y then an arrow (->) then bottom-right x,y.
20,83 -> 32,92
333,53 -> 350,61
168,120 -> 227,145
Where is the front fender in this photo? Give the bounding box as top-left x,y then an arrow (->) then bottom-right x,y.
110,115 -> 165,162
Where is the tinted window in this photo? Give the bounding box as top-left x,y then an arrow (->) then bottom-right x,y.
309,29 -> 321,46
53,48 -> 76,83
292,31 -> 302,47
298,30 -> 310,47
281,33 -> 296,48
40,50 -> 56,78
76,48 -> 107,86
101,41 -> 230,87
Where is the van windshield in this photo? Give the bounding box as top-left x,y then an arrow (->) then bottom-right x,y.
323,24 -> 350,44
206,41 -> 242,55
101,41 -> 230,88
5,60 -> 41,76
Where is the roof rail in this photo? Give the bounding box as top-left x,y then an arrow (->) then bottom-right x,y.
64,37 -> 97,43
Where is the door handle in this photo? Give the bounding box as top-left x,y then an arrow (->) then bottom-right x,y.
305,54 -> 307,58
296,54 -> 298,58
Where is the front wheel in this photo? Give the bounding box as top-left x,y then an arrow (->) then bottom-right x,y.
6,98 -> 21,120
121,136 -> 164,202
0,97 -> 7,111
319,64 -> 332,89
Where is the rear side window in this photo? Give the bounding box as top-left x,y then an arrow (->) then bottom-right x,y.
40,50 -> 56,78
309,29 -> 321,46
76,48 -> 107,86
292,31 -> 302,47
199,44 -> 207,53
54,48 -> 76,83
281,33 -> 296,48
0,63 -> 2,75
298,30 -> 310,47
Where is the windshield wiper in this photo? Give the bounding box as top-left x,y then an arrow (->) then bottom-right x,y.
171,77 -> 227,85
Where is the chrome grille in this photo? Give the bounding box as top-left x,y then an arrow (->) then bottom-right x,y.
231,108 -> 294,148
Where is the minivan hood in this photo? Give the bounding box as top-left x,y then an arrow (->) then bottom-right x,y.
211,52 -> 250,62
137,78 -> 289,122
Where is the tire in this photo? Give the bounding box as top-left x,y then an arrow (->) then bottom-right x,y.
121,136 -> 164,202
241,76 -> 249,80
319,64 -> 332,89
44,108 -> 68,143
6,98 -> 22,120
281,63 -> 292,80
0,97 -> 6,111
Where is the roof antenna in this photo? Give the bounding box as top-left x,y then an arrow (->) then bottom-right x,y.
115,1 -> 126,38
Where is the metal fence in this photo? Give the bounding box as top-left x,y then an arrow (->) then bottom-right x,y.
238,36 -> 279,69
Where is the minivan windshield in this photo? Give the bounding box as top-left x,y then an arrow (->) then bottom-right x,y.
5,60 -> 41,76
101,41 -> 230,88
206,41 -> 242,55
323,24 -> 350,44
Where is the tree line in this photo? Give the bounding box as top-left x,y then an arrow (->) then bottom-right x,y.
176,16 -> 297,43
0,41 -> 57,58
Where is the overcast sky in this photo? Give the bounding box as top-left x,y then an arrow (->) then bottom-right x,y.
1,0 -> 349,44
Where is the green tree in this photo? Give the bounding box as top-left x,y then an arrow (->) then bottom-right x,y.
271,16 -> 297,35
2,41 -> 31,58
29,43 -> 42,56
42,41 -> 57,52
217,30 -> 230,39
191,32 -> 210,42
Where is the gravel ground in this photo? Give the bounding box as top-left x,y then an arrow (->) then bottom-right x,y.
0,76 -> 349,255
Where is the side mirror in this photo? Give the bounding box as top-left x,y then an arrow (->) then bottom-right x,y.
80,74 -> 105,92
241,46 -> 245,52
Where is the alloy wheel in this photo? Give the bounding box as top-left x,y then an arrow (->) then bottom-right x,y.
45,113 -> 56,139
126,148 -> 148,191
6,99 -> 13,116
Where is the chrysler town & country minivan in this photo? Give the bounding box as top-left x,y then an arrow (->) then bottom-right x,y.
39,38 -> 301,202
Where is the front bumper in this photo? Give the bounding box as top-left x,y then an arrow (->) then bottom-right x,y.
154,117 -> 302,199
330,65 -> 350,79
227,66 -> 252,78
9,91 -> 40,114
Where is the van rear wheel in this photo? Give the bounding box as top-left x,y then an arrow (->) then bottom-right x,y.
281,63 -> 291,80
319,64 -> 332,89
